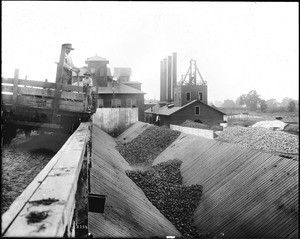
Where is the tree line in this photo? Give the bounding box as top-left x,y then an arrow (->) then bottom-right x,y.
217,90 -> 298,112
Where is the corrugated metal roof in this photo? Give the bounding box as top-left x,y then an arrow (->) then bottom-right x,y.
145,100 -> 226,116
153,133 -> 298,238
89,124 -> 181,238
116,121 -> 152,144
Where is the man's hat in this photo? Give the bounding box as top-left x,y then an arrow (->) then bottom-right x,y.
63,43 -> 74,50
84,71 -> 91,76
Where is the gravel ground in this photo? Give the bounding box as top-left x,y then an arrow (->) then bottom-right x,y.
216,126 -> 299,158
116,125 -> 181,167
126,160 -> 203,238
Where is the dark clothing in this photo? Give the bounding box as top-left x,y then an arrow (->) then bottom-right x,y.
62,68 -> 72,85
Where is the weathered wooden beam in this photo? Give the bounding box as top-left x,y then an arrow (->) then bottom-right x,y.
61,84 -> 84,93
2,78 -> 56,88
1,122 -> 91,237
1,85 -> 13,93
59,101 -> 85,112
17,95 -> 53,108
1,94 -> 13,104
12,69 -> 19,111
15,95 -> 85,112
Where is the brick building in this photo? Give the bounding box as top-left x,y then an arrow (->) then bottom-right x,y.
145,55 -> 226,127
145,100 -> 225,127
73,55 -> 145,121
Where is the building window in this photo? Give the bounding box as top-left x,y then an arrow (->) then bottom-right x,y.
126,99 -> 137,108
111,99 -> 121,108
97,99 -> 104,108
186,92 -> 191,101
195,106 -> 200,115
198,92 -> 203,101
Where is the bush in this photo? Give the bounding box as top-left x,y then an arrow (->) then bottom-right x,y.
288,101 -> 296,112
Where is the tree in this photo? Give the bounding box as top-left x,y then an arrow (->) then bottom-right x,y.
222,99 -> 236,108
281,97 -> 295,107
236,94 -> 247,107
288,101 -> 296,112
266,99 -> 279,109
237,90 -> 261,111
260,99 -> 268,112
214,100 -> 223,107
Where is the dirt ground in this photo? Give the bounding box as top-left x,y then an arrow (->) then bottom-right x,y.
1,130 -> 70,215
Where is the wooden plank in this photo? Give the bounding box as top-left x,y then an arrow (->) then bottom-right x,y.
1,78 -> 56,88
16,95 -> 85,112
62,84 -> 84,92
18,79 -> 56,88
59,100 -> 85,112
18,87 -> 56,98
61,91 -> 85,101
12,69 -> 19,111
17,95 -> 53,109
1,125 -> 78,235
2,123 -> 90,237
4,86 -> 85,101
1,85 -> 13,93
1,94 -> 13,104
1,77 -> 14,84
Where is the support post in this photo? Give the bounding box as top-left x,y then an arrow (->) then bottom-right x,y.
52,44 -> 67,123
12,69 -> 19,111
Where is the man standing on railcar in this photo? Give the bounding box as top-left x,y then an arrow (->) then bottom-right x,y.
62,43 -> 80,85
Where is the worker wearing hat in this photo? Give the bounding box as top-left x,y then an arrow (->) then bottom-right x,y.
82,71 -> 94,111
62,43 -> 80,85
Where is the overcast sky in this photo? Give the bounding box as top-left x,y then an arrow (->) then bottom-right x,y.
2,1 -> 299,103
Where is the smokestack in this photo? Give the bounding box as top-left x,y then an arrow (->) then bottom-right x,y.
163,58 -> 167,102
160,60 -> 164,102
172,53 -> 177,100
167,56 -> 172,102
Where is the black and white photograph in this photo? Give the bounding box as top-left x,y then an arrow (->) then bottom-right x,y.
1,1 -> 298,238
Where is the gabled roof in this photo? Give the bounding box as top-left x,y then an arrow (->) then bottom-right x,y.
86,55 -> 108,62
145,100 -> 226,116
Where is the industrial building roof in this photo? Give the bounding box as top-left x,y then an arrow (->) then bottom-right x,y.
85,55 -> 108,62
97,81 -> 145,94
145,100 -> 226,116
153,132 -> 298,238
89,125 -> 181,237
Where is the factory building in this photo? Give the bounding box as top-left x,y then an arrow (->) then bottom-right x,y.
145,53 -> 226,127
73,55 -> 145,121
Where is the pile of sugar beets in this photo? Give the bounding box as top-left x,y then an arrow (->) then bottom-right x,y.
117,125 -> 204,238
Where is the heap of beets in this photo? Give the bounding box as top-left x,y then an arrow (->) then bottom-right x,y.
126,160 -> 203,238
117,125 -> 181,167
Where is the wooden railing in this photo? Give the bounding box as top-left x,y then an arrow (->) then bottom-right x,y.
1,122 -> 91,237
1,70 -> 88,113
